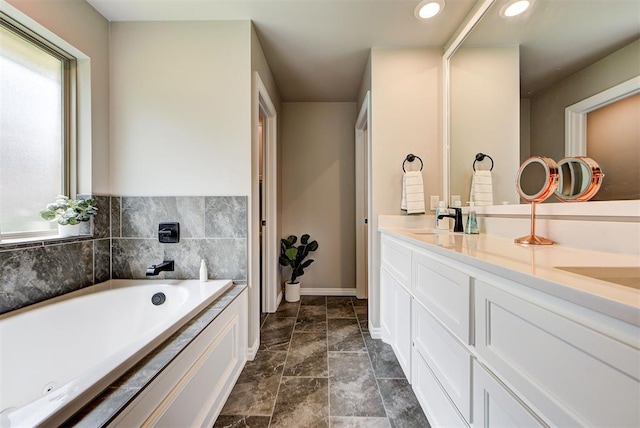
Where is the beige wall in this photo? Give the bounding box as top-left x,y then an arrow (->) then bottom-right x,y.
530,39 -> 640,161
450,46 -> 520,205
588,93 -> 640,201
369,47 -> 442,331
6,0 -> 110,194
109,21 -> 252,196
281,102 -> 357,291
250,24 -> 281,351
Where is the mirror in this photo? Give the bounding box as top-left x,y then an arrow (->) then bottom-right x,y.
555,157 -> 604,202
448,0 -> 640,205
514,156 -> 558,245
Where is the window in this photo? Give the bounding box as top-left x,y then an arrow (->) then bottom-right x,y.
0,15 -> 75,240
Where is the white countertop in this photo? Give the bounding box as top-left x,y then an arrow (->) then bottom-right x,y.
379,227 -> 640,327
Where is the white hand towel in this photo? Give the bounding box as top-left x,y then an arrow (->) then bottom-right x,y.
470,170 -> 493,206
402,171 -> 425,214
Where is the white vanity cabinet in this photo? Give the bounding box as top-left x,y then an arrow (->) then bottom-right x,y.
379,230 -> 640,428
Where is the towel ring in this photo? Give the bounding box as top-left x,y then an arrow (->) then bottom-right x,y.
402,154 -> 423,172
473,153 -> 494,171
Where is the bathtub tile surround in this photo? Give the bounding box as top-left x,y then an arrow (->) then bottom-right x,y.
112,196 -> 247,281
0,195 -> 111,315
0,195 -> 247,315
205,196 -> 248,238
216,297 -> 429,427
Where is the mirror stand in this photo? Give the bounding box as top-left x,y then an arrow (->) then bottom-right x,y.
515,201 -> 554,245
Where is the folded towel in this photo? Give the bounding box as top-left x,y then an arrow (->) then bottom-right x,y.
402,171 -> 425,214
470,170 -> 493,206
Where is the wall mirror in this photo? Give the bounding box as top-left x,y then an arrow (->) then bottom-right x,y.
445,0 -> 640,206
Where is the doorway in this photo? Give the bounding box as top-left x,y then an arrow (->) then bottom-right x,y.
355,91 -> 371,299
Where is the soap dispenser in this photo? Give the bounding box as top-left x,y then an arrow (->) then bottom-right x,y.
465,202 -> 479,234
199,259 -> 208,282
436,201 -> 449,230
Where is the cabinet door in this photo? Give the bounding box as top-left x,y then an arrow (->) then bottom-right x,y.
473,360 -> 545,428
381,235 -> 411,287
412,348 -> 469,428
412,250 -> 470,344
413,300 -> 472,422
392,282 -> 412,380
380,267 -> 395,343
475,280 -> 640,427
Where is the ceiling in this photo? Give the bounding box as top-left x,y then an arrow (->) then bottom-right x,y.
86,0 -> 477,102
461,0 -> 640,96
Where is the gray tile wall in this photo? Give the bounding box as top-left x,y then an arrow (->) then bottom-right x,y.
0,195 -> 248,315
111,196 -> 247,281
0,195 -> 111,314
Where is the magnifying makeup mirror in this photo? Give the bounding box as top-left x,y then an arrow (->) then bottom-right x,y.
515,156 -> 559,245
554,157 -> 604,202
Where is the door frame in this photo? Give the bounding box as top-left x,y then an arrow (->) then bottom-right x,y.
355,91 -> 372,299
254,72 -> 280,315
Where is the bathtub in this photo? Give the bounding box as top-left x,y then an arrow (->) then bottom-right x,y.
0,278 -> 234,427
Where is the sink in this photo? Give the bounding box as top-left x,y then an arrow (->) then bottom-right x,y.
555,266 -> 640,289
403,228 -> 438,235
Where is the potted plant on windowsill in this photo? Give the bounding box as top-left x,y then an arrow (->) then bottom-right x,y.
40,195 -> 98,238
279,234 -> 319,302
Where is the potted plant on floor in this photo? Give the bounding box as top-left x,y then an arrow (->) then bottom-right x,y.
279,234 -> 319,302
40,195 -> 98,237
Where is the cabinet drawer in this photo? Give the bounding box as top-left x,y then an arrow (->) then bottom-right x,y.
412,250 -> 470,343
413,301 -> 472,422
381,235 -> 411,287
412,349 -> 469,428
473,360 -> 545,428
475,280 -> 640,427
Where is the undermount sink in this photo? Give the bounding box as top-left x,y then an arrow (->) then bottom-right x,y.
555,266 -> 640,289
404,228 -> 438,235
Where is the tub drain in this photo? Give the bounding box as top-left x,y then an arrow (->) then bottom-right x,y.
42,382 -> 57,395
152,292 -> 166,306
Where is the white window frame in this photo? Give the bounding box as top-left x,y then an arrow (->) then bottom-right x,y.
0,2 -> 92,244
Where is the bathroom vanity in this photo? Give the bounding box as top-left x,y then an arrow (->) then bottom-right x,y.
379,227 -> 640,427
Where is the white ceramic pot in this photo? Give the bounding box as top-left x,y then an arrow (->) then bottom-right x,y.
285,281 -> 301,302
58,223 -> 81,238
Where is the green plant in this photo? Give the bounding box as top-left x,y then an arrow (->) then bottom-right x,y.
279,234 -> 319,283
40,195 -> 98,225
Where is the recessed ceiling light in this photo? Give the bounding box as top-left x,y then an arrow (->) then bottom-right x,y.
501,0 -> 531,18
414,0 -> 445,20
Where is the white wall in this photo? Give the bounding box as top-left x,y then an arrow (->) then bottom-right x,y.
6,0 -> 110,194
369,47 -> 442,333
109,21 -> 252,196
281,102 -> 357,291
450,46 -> 520,205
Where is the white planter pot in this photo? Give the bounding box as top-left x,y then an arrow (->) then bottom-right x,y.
58,223 -> 81,238
285,281 -> 301,302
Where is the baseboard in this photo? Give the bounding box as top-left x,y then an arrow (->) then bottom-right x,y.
247,337 -> 259,361
369,326 -> 382,339
300,287 -> 357,296
276,291 -> 283,307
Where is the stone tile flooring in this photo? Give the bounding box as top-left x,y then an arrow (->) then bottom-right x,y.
214,296 -> 430,428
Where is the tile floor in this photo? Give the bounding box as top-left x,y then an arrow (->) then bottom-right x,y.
214,296 -> 430,428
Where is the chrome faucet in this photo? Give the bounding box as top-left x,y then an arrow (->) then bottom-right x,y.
437,207 -> 464,233
146,260 -> 175,276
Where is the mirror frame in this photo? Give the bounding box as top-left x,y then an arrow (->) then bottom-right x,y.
441,0 -> 638,218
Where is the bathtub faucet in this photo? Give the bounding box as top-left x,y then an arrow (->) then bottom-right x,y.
146,260 -> 175,276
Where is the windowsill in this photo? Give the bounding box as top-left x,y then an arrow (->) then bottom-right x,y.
0,234 -> 94,251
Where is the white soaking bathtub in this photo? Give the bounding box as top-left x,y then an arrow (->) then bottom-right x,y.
0,278 -> 234,427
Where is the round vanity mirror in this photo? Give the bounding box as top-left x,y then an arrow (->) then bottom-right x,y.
514,156 -> 559,245
516,156 -> 559,203
555,157 -> 604,202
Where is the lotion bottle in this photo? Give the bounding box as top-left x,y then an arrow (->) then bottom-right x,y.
436,201 -> 449,230
465,202 -> 479,234
199,259 -> 208,282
